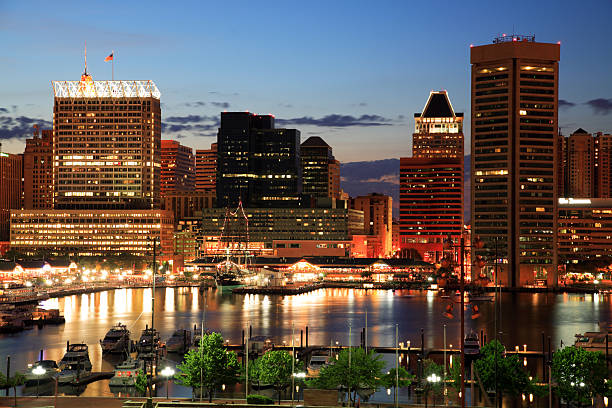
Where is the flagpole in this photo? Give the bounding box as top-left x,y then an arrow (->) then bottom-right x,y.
112,50 -> 114,81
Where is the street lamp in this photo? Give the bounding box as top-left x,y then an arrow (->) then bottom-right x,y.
426,373 -> 441,408
160,366 -> 175,399
32,365 -> 45,398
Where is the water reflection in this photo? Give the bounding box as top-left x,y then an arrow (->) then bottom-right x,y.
0,288 -> 610,397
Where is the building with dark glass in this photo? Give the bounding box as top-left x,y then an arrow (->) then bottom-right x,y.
216,112 -> 301,208
470,35 -> 559,287
301,136 -> 340,199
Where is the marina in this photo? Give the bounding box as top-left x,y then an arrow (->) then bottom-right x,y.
0,286 -> 609,400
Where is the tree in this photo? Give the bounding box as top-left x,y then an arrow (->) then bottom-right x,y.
134,369 -> 147,395
552,346 -> 607,407
0,372 -> 25,407
421,359 -> 444,407
253,350 -> 296,404
380,367 -> 415,405
175,332 -> 240,402
308,347 -> 385,406
473,340 -> 529,398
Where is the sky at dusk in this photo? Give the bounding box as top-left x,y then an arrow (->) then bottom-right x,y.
1,0 -> 612,163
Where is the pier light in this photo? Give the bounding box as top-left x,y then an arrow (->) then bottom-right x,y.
523,357 -> 527,366
529,394 -> 533,403
161,366 -> 175,400
33,365 -> 46,398
604,396 -> 608,407
222,384 -> 226,391
515,345 -> 520,352
523,344 -> 527,352
387,388 -> 391,395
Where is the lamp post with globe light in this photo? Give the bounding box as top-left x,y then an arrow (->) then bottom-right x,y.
426,373 -> 441,408
32,365 -> 46,398
161,366 -> 175,399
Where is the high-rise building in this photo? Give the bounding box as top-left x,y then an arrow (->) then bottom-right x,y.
595,132 -> 612,198
0,152 -> 23,241
24,127 -> 53,209
161,140 -> 195,193
301,136 -> 340,199
195,143 -> 217,192
162,190 -> 215,224
52,72 -> 161,209
566,129 -> 594,198
10,69 -> 171,258
216,112 -> 301,208
399,91 -> 464,262
351,193 -> 393,257
471,35 -> 559,287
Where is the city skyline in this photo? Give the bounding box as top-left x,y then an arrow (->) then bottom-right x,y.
1,0 -> 612,163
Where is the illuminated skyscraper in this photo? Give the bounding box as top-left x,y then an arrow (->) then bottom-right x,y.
301,136 -> 340,199
216,112 -> 301,208
195,143 -> 217,192
161,140 -> 195,193
399,91 -> 464,262
52,72 -> 161,209
470,35 -> 559,287
24,127 -> 53,209
0,152 -> 23,241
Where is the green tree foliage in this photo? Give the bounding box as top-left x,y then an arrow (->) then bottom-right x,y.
0,372 -> 25,407
175,332 -> 240,402
134,369 -> 147,395
253,350 -> 295,404
551,346 -> 607,406
422,359 -> 444,406
473,340 -> 529,397
307,347 -> 385,405
380,367 -> 415,390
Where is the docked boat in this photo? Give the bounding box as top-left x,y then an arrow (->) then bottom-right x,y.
57,343 -> 92,384
136,327 -> 161,357
100,323 -> 131,354
166,329 -> 192,353
307,353 -> 331,376
30,307 -> 65,324
464,331 -> 481,357
575,332 -> 608,350
109,356 -> 145,387
24,360 -> 59,385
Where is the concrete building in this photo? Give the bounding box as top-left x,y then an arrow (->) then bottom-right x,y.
24,127 -> 53,210
162,190 -> 215,224
558,198 -> 612,263
10,209 -> 174,257
399,91 -> 464,263
52,73 -> 161,209
216,112 -> 301,208
195,143 -> 217,192
301,136 -> 340,199
0,153 -> 23,241
351,193 -> 393,258
161,140 -> 195,193
471,35 -> 559,287
566,129 -> 594,197
595,133 -> 612,198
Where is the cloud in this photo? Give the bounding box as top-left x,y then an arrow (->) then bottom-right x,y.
586,98 -> 612,115
0,114 -> 52,140
363,174 -> 400,185
162,114 -> 219,137
558,99 -> 575,109
211,102 -> 230,109
276,114 -> 394,127
184,101 -> 206,107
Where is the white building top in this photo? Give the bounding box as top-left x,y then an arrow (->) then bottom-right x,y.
52,77 -> 161,99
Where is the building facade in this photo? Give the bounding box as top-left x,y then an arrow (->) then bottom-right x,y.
0,153 -> 23,241
195,143 -> 217,192
161,140 -> 195,194
10,209 -> 174,257
558,198 -> 612,263
399,91 -> 464,263
216,112 -> 302,208
301,136 -> 340,199
24,128 -> 53,210
471,35 -> 559,287
162,190 -> 215,224
566,129 -> 594,197
351,193 -> 393,257
595,133 -> 612,198
52,75 -> 161,209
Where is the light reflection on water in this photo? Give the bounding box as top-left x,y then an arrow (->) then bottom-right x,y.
0,288 -> 607,398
